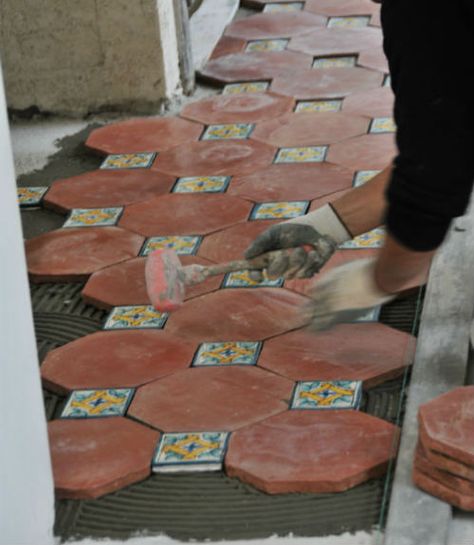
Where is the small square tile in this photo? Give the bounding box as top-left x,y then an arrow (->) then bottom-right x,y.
313,56 -> 357,69
295,100 -> 343,113
172,176 -> 231,194
383,74 -> 391,87
263,2 -> 304,12
17,186 -> 48,207
202,123 -> 255,140
339,227 -> 386,249
104,305 -> 168,330
100,152 -> 156,170
223,82 -> 270,95
291,380 -> 362,410
353,306 -> 381,323
193,341 -> 262,367
61,388 -> 134,418
327,16 -> 370,28
370,117 -> 396,134
140,236 -> 202,256
275,146 -> 327,164
246,39 -> 289,53
152,432 -> 230,473
222,270 -> 284,288
352,170 -> 381,187
63,207 -> 123,228
250,201 -> 309,220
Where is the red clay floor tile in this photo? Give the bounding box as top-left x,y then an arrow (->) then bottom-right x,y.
49,417 -> 159,499
82,255 -> 223,309
128,366 -> 293,432
358,48 -> 389,73
258,323 -> 415,387
181,92 -> 295,125
417,439 -> 474,482
327,133 -> 396,170
153,140 -> 277,177
342,87 -> 394,118
304,0 -> 379,17
210,36 -> 247,60
119,194 -> 252,237
271,67 -> 383,100
85,117 -> 204,155
26,227 -> 144,283
41,330 -> 197,392
225,410 -> 399,493
43,169 -> 176,213
165,288 -> 309,342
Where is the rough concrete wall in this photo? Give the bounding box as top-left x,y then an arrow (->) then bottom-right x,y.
0,0 -> 182,116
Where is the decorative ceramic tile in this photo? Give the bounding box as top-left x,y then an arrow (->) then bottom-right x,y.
63,207 -> 123,228
172,176 -> 231,194
291,380 -> 362,410
223,82 -> 270,95
353,306 -> 381,323
352,170 -> 381,187
17,186 -> 48,207
339,227 -> 386,249
263,2 -> 304,12
327,16 -> 371,28
222,270 -> 284,288
100,152 -> 156,170
246,39 -> 289,53
275,146 -> 327,163
140,236 -> 202,256
152,432 -> 230,473
370,117 -> 397,134
250,201 -> 309,220
295,100 -> 343,113
61,388 -> 134,418
104,305 -> 168,330
313,56 -> 357,69
383,74 -> 392,87
202,123 -> 255,140
193,341 -> 262,367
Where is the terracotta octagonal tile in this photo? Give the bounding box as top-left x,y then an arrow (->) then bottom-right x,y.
153,140 -> 276,177
342,87 -> 394,118
418,439 -> 474,482
252,112 -> 369,147
327,133 -> 397,170
229,162 -> 353,202
166,288 -> 308,342
210,36 -> 247,60
85,117 -> 204,155
304,0 -> 379,17
49,417 -> 159,499
119,194 -> 252,237
26,227 -> 144,283
82,255 -> 222,309
271,67 -> 383,100
43,169 -> 175,213
128,366 -> 293,432
41,330 -> 197,392
226,410 -> 399,493
181,93 -> 295,125
358,47 -> 389,73
258,323 -> 415,387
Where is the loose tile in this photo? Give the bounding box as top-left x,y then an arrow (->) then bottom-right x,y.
370,117 -> 396,134
18,186 -> 48,207
140,236 -> 202,256
418,437 -> 474,482
104,305 -> 168,330
275,146 -> 327,163
223,82 -> 270,94
327,133 -> 396,170
202,123 -> 255,140
100,153 -> 156,170
152,432 -> 230,473
246,39 -> 289,52
295,99 -> 342,112
339,227 -> 385,248
250,201 -> 309,219
193,341 -> 262,367
263,2 -> 304,12
327,16 -> 370,28
342,87 -> 394,118
210,36 -> 247,60
222,270 -> 284,288
304,0 -> 379,17
352,170 -> 381,187
61,389 -> 134,418
63,207 -> 123,228
172,176 -> 231,194
291,380 -> 362,410
413,468 -> 474,512
313,55 -> 356,68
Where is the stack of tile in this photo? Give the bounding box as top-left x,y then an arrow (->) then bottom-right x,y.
414,386 -> 474,511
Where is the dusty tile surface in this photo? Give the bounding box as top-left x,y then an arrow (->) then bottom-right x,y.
327,133 -> 397,170
358,47 -> 389,73
304,0 -> 379,17
210,36 -> 247,60
342,87 -> 394,118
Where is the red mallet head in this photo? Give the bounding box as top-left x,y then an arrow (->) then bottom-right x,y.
145,248 -> 186,312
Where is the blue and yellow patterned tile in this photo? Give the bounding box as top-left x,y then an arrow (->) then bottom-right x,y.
103,305 -> 168,330
383,74 -> 392,87
223,81 -> 270,95
202,123 -> 255,141
17,186 -> 48,207
172,176 -> 231,194
313,56 -> 357,69
140,235 -> 202,256
61,388 -> 135,418
222,270 -> 284,288
327,16 -> 370,28
263,2 -> 304,12
370,117 -> 396,134
339,227 -> 385,249
353,306 -> 381,323
352,170 -> 381,187
192,341 -> 262,367
291,380 -> 363,410
152,432 -> 230,473
62,207 -> 123,228
275,146 -> 327,164
250,201 -> 309,220
246,39 -> 289,53
295,99 -> 343,113
100,152 -> 156,170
